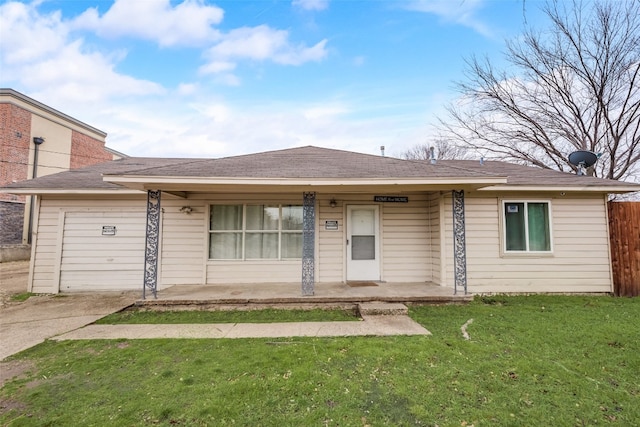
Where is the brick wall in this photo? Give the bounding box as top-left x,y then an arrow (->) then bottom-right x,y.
70,129 -> 113,169
0,201 -> 25,244
0,103 -> 31,203
1,98 -> 115,247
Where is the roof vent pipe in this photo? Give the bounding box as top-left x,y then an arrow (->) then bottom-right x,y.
380,145 -> 385,157
480,157 -> 484,165
429,146 -> 437,164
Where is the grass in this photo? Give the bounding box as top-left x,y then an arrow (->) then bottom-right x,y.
9,292 -> 33,302
1,295 -> 639,426
96,307 -> 359,324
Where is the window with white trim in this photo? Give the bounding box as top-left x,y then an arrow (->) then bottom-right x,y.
502,201 -> 552,252
209,204 -> 303,260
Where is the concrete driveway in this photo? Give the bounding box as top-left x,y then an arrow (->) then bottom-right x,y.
0,261 -> 137,360
1,292 -> 137,360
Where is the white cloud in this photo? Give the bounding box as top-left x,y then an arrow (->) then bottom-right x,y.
96,95 -> 431,159
201,25 -> 328,79
0,0 -> 430,161
0,1 -> 162,105
0,2 -> 67,65
176,83 -> 198,96
302,104 -> 348,120
199,61 -> 236,74
404,0 -> 492,37
293,0 -> 330,11
213,74 -> 242,87
23,40 -> 163,103
71,0 -> 224,47
190,102 -> 232,123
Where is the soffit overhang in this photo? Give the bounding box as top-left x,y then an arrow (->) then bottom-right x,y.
102,175 -> 509,193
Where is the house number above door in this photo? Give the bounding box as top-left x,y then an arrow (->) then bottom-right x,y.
373,196 -> 408,203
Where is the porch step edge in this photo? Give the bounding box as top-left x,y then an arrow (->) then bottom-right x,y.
135,295 -> 474,307
357,302 -> 408,316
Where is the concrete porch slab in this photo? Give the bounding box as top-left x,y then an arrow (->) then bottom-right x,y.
138,282 -> 472,307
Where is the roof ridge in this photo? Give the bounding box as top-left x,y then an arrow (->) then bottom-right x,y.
211,145 -> 400,161
404,158 -> 504,177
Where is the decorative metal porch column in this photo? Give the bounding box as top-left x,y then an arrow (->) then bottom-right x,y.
301,192 -> 316,296
143,190 -> 161,299
452,190 -> 468,295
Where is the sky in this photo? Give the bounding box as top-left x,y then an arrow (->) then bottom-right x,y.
0,0 -> 550,159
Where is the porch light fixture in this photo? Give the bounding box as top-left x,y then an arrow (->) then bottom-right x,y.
179,206 -> 193,214
329,198 -> 337,208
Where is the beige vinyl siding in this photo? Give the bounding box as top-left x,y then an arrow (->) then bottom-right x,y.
428,192 -> 441,285
442,192 -> 461,290
30,197 -> 145,293
158,198 -> 207,285
199,191 -> 437,284
30,190 -> 442,290
443,192 -> 612,293
318,192 -> 435,283
30,204 -> 61,293
381,194 -> 431,282
317,194 -> 344,282
205,261 -> 302,283
202,193 -> 304,284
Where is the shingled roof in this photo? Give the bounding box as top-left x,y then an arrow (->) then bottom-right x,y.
434,160 -> 639,189
2,146 -> 638,194
106,146 -> 496,179
1,157 -> 196,191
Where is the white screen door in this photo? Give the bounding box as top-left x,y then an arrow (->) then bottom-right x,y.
346,205 -> 380,281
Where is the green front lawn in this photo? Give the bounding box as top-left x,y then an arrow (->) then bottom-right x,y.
96,307 -> 359,324
1,295 -> 639,426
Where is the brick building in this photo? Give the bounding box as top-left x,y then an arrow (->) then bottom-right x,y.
0,88 -> 124,252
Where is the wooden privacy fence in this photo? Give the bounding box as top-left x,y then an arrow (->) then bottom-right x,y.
608,202 -> 640,297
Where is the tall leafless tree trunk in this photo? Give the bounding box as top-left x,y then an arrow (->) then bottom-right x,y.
438,0 -> 640,181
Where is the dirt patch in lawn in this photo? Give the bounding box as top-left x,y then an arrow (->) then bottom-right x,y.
0,261 -> 30,308
0,360 -> 35,388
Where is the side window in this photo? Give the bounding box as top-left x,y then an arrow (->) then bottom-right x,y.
503,201 -> 551,252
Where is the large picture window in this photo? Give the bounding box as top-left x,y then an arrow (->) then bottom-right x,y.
209,204 -> 303,260
503,201 -> 552,252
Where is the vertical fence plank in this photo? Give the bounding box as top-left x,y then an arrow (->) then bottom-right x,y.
608,202 -> 640,297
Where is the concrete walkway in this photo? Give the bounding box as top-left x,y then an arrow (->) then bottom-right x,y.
2,297 -> 429,360
52,313 -> 430,341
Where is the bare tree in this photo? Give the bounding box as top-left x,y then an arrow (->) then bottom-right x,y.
438,0 -> 640,181
400,139 -> 471,160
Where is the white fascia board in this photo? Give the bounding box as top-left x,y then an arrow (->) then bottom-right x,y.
478,185 -> 640,193
0,189 -> 144,195
103,175 -> 509,187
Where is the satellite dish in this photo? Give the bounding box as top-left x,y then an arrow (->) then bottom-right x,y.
568,150 -> 598,175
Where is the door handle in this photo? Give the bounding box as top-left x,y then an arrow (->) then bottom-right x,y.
346,239 -> 349,245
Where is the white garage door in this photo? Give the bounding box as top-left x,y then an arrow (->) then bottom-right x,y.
60,211 -> 147,291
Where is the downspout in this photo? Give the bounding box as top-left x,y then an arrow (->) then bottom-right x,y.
28,137 -> 45,244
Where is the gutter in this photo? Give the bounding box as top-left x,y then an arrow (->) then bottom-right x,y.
478,185 -> 640,193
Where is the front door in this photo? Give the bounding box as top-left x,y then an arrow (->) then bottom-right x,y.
346,205 -> 380,281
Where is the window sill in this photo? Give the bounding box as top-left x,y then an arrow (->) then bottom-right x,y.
500,251 -> 554,258
208,259 -> 302,263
